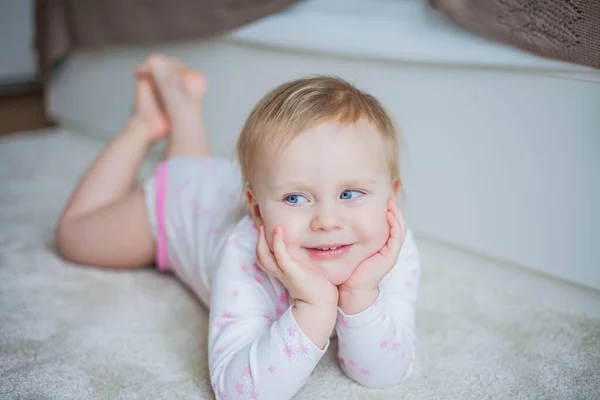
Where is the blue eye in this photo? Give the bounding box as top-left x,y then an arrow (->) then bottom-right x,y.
340,190 -> 364,200
284,194 -> 309,205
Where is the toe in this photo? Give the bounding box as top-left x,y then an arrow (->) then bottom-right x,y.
135,77 -> 153,109
136,53 -> 180,80
135,53 -> 162,75
182,70 -> 207,99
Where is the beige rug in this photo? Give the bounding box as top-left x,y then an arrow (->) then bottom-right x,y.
1,128 -> 599,399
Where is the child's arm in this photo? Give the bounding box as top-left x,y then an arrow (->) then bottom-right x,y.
335,230 -> 420,387
208,257 -> 330,400
208,227 -> 337,400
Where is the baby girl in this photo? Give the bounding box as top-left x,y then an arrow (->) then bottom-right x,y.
56,54 -> 420,399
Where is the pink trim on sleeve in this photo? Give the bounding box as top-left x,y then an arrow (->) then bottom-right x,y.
155,163 -> 171,271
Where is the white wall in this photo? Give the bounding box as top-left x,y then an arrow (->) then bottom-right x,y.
0,0 -> 36,84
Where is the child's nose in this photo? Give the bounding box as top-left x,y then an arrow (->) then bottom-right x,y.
309,204 -> 342,231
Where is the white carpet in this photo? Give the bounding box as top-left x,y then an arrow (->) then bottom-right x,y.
1,128 -> 599,399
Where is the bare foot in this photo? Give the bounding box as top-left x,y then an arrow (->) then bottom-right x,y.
134,54 -> 207,116
134,53 -> 211,157
133,77 -> 170,143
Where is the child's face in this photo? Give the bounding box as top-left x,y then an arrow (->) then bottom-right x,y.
247,119 -> 399,286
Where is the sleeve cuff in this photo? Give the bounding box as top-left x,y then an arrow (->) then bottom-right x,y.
278,306 -> 329,360
337,290 -> 386,328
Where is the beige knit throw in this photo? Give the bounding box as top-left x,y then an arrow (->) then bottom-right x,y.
430,0 -> 600,69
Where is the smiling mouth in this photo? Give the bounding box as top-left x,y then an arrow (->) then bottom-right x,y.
305,244 -> 353,260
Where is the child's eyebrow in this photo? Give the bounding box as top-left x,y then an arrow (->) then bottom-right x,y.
273,181 -> 313,192
339,178 -> 377,188
274,178 -> 376,192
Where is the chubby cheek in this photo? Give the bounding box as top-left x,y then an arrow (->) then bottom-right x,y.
356,206 -> 390,256
259,207 -> 305,251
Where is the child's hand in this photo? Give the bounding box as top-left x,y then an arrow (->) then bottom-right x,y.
256,225 -> 339,309
338,199 -> 407,314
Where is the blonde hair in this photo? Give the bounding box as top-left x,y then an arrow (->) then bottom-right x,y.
236,76 -> 400,187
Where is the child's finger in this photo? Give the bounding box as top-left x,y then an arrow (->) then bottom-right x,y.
390,200 -> 407,241
256,226 -> 277,270
379,212 -> 399,260
386,205 -> 406,260
256,226 -> 283,280
378,211 -> 396,257
272,227 -> 298,276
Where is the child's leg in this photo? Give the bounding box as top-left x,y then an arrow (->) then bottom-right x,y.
56,78 -> 168,268
135,54 -> 210,159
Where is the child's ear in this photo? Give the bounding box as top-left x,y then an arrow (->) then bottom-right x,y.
245,185 -> 263,226
391,178 -> 401,201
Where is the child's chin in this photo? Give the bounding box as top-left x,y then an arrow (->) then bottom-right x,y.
323,268 -> 354,286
